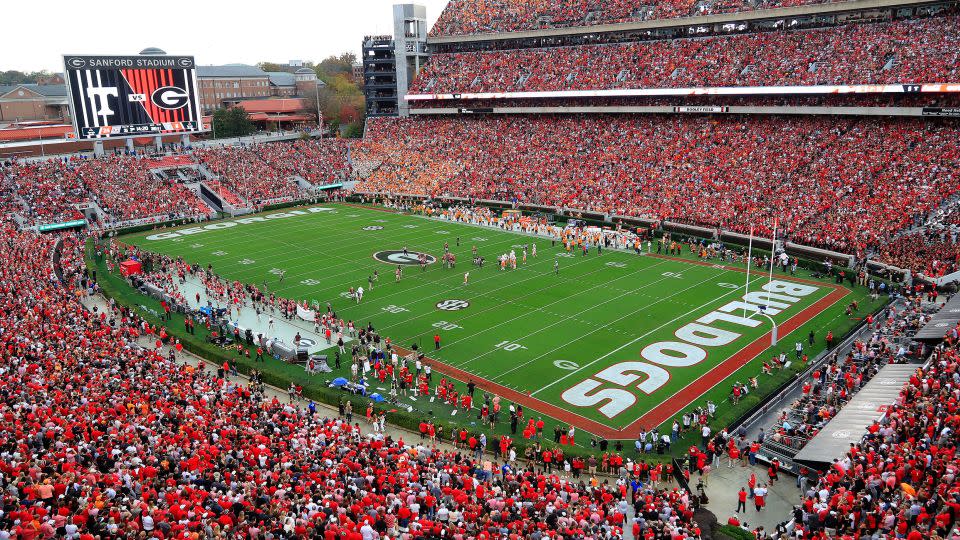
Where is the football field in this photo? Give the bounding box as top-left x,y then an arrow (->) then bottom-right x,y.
123,203 -> 860,440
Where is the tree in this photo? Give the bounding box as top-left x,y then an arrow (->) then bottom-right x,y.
228,107 -> 255,137
210,107 -> 254,138
301,81 -> 365,135
0,70 -> 51,85
256,62 -> 285,73
343,120 -> 365,139
317,53 -> 356,79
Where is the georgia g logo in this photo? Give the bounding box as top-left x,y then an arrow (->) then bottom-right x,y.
151,86 -> 190,110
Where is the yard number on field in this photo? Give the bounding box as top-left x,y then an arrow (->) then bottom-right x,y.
382,304 -> 409,314
662,272 -> 683,279
433,321 -> 462,331
605,261 -> 626,268
495,340 -> 527,352
301,279 -> 321,286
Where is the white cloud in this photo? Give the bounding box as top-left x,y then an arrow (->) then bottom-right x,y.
0,0 -> 447,72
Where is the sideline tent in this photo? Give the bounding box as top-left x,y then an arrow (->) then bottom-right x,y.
119,259 -> 142,277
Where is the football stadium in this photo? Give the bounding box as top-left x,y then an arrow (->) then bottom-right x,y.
1,0 -> 959,538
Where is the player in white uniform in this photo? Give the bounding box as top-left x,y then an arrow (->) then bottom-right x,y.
356,286 -> 364,303
463,272 -> 470,285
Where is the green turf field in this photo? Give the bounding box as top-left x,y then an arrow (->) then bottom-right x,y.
120,203 -> 881,441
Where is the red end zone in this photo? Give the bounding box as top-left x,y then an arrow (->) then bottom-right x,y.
405,257 -> 850,441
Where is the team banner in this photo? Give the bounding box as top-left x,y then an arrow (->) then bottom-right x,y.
673,106 -> 729,113
922,107 -> 960,117
63,55 -> 202,140
296,303 -> 316,322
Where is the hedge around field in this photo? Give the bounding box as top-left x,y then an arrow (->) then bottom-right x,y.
715,524 -> 759,540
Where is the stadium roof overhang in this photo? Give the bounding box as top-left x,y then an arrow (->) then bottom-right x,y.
405,83 -> 960,102
236,98 -> 307,114
427,0 -> 944,45
248,113 -> 313,122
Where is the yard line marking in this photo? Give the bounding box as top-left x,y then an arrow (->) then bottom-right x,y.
499,267 -> 745,380
629,284 -> 847,431
453,260 -> 704,370
377,258 -> 677,345
531,272 -> 761,397
180,207 -> 549,300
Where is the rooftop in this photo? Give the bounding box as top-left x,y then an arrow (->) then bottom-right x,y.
196,64 -> 268,78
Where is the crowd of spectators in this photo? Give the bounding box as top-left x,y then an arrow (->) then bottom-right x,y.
0,212 -> 709,539
194,140 -> 351,205
255,139 -> 352,187
878,202 -> 960,278
0,138 -> 352,228
1,159 -> 89,225
0,133 -> 958,539
763,302 -> 922,456
785,316 -> 960,537
1,155 -> 210,227
194,145 -> 305,204
205,180 -> 246,207
414,16 -> 960,94
430,0 -> 852,36
356,114 -> 960,260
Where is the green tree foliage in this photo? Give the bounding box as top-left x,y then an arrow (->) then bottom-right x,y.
256,62 -> 285,73
317,53 -> 356,79
300,52 -> 365,138
0,70 -> 52,85
211,107 -> 255,138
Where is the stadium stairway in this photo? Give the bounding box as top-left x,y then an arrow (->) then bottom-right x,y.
185,181 -> 224,214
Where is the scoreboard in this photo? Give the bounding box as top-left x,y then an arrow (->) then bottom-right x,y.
63,54 -> 202,140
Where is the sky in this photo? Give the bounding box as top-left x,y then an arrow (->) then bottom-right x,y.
1,0 -> 448,73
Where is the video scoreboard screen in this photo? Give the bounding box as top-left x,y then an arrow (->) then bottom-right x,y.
63,55 -> 202,140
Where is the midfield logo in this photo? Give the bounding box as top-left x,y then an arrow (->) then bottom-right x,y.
372,250 -> 437,265
436,299 -> 470,311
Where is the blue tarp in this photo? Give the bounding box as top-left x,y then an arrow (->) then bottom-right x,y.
331,377 -> 348,388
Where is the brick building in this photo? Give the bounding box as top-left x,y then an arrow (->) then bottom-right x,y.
0,84 -> 69,124
196,65 -> 271,113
